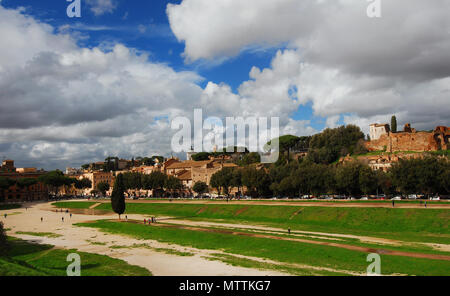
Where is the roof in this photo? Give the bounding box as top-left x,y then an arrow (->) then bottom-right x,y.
177,171 -> 192,181
166,160 -> 213,169
212,162 -> 238,168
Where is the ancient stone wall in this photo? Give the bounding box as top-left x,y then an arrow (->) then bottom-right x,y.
366,125 -> 449,153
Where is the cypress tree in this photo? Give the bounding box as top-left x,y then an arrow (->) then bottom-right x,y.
391,115 -> 397,133
111,173 -> 126,219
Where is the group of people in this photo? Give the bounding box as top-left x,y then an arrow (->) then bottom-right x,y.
143,217 -> 156,224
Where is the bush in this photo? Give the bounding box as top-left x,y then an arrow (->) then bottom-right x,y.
0,222 -> 8,256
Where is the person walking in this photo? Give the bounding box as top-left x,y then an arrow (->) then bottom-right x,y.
4,213 -> 7,219
288,227 -> 291,235
392,200 -> 395,207
425,201 -> 427,208
62,217 -> 64,222
70,213 -> 72,218
41,217 -> 43,222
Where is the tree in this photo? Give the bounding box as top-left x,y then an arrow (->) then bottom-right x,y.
193,182 -> 208,195
111,173 -> 126,219
359,165 -> 377,196
97,182 -> 110,196
38,171 -> 74,196
210,173 -> 221,195
237,152 -> 261,166
192,152 -> 211,161
335,162 -> 362,196
0,177 -> 15,202
391,115 -> 397,133
74,178 -> 92,191
0,222 -> 8,256
307,125 -> 365,164
16,178 -> 38,201
391,156 -> 449,196
164,176 -> 182,197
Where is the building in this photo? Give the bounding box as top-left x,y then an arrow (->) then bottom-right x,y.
366,123 -> 449,152
369,124 -> 390,141
164,158 -> 238,188
0,160 -> 48,202
65,167 -> 81,175
80,171 -> 115,195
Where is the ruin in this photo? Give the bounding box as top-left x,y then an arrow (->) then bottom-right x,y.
366,123 -> 449,153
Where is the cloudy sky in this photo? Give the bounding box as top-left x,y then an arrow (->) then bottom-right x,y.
0,0 -> 449,170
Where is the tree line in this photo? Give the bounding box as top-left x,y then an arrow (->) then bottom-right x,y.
206,156 -> 449,198
0,171 -> 93,201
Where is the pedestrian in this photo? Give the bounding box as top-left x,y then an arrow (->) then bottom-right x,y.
4,213 -> 7,219
425,201 -> 427,208
125,215 -> 128,220
392,200 -> 395,207
70,213 -> 72,218
144,219 -> 146,224
62,217 -> 64,222
288,228 -> 291,235
41,217 -> 43,222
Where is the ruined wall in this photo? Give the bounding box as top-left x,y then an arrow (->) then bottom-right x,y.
366,131 -> 440,152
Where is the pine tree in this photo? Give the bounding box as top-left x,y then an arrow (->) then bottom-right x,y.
391,115 -> 397,133
111,173 -> 126,219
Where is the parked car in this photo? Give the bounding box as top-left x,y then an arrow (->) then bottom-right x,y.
391,196 -> 402,200
360,197 -> 369,200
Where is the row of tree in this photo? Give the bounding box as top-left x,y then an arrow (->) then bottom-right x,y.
207,156 -> 449,198
120,172 -> 182,195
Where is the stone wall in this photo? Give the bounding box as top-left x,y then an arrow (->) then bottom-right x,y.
366,125 -> 449,152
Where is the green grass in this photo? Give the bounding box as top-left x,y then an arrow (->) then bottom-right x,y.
86,202 -> 450,244
204,253 -> 347,276
16,232 -> 62,238
427,150 -> 450,156
77,220 -> 450,276
85,240 -> 107,246
0,204 -> 21,210
109,243 -> 194,256
0,237 -> 152,276
52,202 -> 97,209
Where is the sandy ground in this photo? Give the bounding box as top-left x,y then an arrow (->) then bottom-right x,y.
0,202 -> 289,276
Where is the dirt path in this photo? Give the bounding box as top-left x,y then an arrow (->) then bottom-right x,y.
95,199 -> 450,209
89,203 -> 102,209
0,202 -> 289,276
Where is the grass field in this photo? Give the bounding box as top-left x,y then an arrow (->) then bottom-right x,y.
0,204 -> 21,211
54,202 -> 450,244
0,237 -> 152,276
77,220 -> 450,276
53,201 -> 98,209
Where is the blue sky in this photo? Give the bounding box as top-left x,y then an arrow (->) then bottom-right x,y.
1,0 -> 448,169
1,0 -> 327,131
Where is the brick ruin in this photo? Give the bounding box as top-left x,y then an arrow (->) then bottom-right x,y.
366,123 -> 449,153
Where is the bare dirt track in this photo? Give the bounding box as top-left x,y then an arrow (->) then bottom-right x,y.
0,202 -> 290,276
